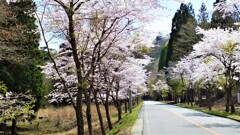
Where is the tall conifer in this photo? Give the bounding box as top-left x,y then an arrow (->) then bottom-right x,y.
0,0 -> 46,111
197,3 -> 210,29
166,3 -> 199,66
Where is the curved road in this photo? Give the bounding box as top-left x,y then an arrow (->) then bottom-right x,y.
135,101 -> 240,135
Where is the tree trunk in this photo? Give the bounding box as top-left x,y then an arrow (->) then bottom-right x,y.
11,119 -> 17,135
104,100 -> 112,130
225,90 -> 230,112
136,96 -> 139,105
230,104 -> 235,113
0,120 -> 6,134
229,90 -> 235,113
85,95 -> 93,135
103,90 -> 112,130
124,99 -> 128,113
206,90 -> 212,111
198,90 -> 202,106
190,88 -> 194,107
94,91 -> 105,135
129,90 -> 132,113
69,23 -> 84,135
76,91 -> 84,135
117,100 -> 122,121
83,88 -> 93,135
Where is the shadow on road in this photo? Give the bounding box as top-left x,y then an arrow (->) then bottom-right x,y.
203,123 -> 240,129
183,112 -> 213,117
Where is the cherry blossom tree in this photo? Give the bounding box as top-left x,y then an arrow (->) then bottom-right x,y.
0,81 -> 35,134
152,80 -> 170,100
195,28 -> 240,112
41,43 -> 150,133
173,54 -> 222,109
113,56 -> 150,114
214,0 -> 240,14
172,27 -> 240,112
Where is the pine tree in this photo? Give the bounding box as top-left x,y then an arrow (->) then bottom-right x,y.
197,3 -> 210,29
0,0 -> 46,111
0,0 -> 29,63
166,3 -> 200,66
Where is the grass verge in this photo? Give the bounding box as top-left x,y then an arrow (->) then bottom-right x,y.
175,103 -> 240,121
106,101 -> 143,135
13,104 -> 119,135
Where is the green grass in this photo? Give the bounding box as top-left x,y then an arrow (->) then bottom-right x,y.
176,103 -> 240,121
106,101 -> 143,135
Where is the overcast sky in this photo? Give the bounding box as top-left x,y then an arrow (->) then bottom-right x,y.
146,0 -> 215,37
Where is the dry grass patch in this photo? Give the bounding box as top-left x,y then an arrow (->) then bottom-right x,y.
16,103 -> 121,135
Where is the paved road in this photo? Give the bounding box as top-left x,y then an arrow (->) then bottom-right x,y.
137,101 -> 240,135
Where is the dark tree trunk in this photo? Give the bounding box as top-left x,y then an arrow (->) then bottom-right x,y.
85,94 -> 93,135
190,88 -> 194,107
113,81 -> 122,121
226,79 -> 235,113
125,99 -> 128,113
117,100 -> 122,121
93,91 -> 105,135
104,100 -> 112,130
198,90 -> 202,106
206,90 -> 212,111
103,90 -> 112,130
229,90 -> 235,113
129,90 -> 132,113
136,96 -> 139,105
226,90 -> 230,112
76,91 -> 84,135
69,10 -> 85,134
11,119 -> 17,135
0,120 -> 6,134
225,85 -> 235,113
230,104 -> 235,113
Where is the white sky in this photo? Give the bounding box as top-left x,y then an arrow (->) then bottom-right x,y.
146,0 -> 215,37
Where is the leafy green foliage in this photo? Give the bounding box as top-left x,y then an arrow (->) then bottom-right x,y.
158,40 -> 168,70
222,42 -> 238,55
0,81 -> 7,94
0,0 -> 47,111
134,45 -> 153,58
167,78 -> 186,97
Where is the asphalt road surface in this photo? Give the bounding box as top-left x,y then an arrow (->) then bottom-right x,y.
138,101 -> 240,135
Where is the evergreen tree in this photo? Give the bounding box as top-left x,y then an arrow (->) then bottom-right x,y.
197,3 -> 210,29
0,0 -> 29,63
158,40 -> 168,70
211,0 -> 235,29
0,0 -> 46,111
166,3 -> 200,66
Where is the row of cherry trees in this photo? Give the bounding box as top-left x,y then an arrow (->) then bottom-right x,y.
153,0 -> 240,113
172,28 -> 240,113
35,0 -> 163,134
154,28 -> 240,113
